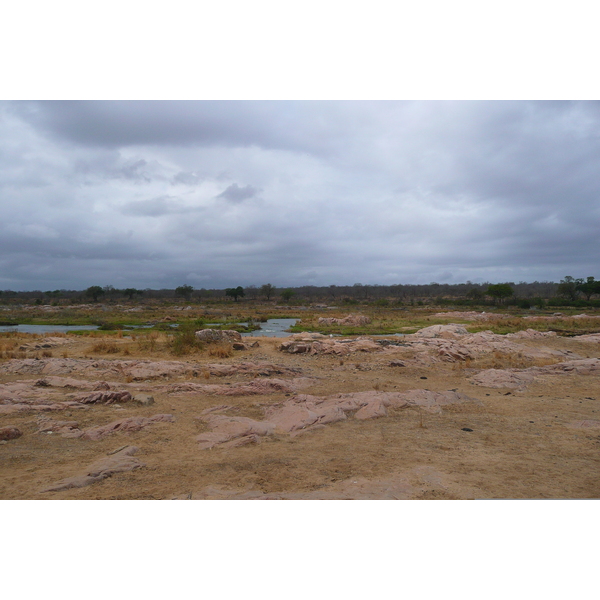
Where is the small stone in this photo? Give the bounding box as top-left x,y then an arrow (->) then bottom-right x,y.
133,394 -> 155,407
461,428 -> 473,432
420,376 -> 428,380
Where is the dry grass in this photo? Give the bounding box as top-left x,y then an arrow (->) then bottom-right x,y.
88,341 -> 121,354
207,342 -> 234,358
455,350 -> 563,371
137,332 -> 160,353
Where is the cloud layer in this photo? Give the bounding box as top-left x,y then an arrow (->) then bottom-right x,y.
1,101 -> 599,291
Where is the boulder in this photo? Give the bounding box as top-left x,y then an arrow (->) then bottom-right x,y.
317,314 -> 372,326
0,426 -> 22,441
195,329 -> 242,343
414,324 -> 469,338
133,394 -> 155,406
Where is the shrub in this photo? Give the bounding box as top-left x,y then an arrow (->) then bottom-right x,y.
170,321 -> 204,356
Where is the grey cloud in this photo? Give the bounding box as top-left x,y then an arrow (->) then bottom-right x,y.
122,196 -> 179,217
118,158 -> 150,182
172,171 -> 203,185
216,183 -> 259,203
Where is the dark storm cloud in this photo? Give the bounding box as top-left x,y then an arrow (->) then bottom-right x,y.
216,183 -> 259,203
2,100 -> 600,290
9,101 -> 352,156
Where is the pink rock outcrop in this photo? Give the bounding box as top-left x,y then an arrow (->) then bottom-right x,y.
76,391 -> 133,405
195,389 -> 480,448
279,336 -> 380,356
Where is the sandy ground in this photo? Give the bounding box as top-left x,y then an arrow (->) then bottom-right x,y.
1,329 -> 599,499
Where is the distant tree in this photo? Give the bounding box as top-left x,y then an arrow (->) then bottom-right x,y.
123,288 -> 143,300
245,285 -> 258,300
576,276 -> 600,301
225,286 -> 245,302
280,289 -> 295,303
85,286 -> 105,302
466,288 -> 485,301
557,276 -> 583,302
486,283 -> 514,304
261,283 -> 276,300
175,285 -> 194,300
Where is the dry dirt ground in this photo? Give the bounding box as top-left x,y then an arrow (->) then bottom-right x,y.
1,327 -> 599,499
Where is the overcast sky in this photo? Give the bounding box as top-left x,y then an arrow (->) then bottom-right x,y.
1,100 -> 599,291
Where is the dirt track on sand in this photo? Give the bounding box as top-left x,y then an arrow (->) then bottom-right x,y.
1,330 -> 599,499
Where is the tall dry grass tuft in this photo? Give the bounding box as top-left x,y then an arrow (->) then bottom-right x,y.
208,342 -> 234,358
89,341 -> 120,354
137,332 -> 160,353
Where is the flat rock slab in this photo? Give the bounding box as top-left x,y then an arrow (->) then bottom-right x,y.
566,420 -> 600,430
470,358 -> 600,389
40,446 -> 144,492
79,414 -> 175,441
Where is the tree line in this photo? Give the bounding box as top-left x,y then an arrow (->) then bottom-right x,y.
1,277 -> 600,306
